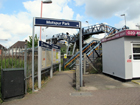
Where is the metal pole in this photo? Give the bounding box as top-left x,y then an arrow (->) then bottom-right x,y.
79,22 -> 83,87
32,17 -> 35,91
4,49 -> 6,68
72,42 -> 76,55
1,48 -> 3,69
66,43 -> 69,55
24,40 -> 27,93
63,57 -> 64,71
12,47 -> 13,68
40,1 -> 43,41
38,41 -> 42,89
50,39 -> 53,78
125,15 -> 126,27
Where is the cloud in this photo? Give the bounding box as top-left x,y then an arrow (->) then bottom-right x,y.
0,0 -> 76,47
76,14 -> 83,21
0,13 -> 32,35
0,12 -> 32,47
93,33 -> 105,39
23,0 -> 74,19
74,0 -> 140,20
115,15 -> 140,29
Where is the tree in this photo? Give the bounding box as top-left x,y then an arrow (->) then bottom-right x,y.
27,34 -> 39,48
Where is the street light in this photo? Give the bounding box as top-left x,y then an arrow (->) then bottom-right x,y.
86,21 -> 90,31
121,14 -> 126,27
40,0 -> 52,41
86,21 -> 89,27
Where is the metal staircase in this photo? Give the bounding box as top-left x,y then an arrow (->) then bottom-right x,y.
63,23 -> 128,69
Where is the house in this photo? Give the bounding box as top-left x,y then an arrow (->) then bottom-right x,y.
0,44 -> 7,55
8,41 -> 25,55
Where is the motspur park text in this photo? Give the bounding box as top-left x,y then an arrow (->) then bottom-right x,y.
46,20 -> 79,27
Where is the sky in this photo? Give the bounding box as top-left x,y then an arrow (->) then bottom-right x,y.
0,0 -> 140,48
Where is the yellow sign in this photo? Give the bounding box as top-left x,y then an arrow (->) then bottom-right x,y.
64,54 -> 67,58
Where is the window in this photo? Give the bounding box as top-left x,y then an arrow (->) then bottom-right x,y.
133,44 -> 140,60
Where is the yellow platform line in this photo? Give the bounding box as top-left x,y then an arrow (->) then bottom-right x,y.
131,80 -> 140,85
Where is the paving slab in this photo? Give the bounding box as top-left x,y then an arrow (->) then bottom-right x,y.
83,73 -> 140,90
2,71 -> 140,105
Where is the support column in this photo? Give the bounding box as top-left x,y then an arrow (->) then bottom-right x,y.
79,23 -> 83,87
32,17 -> 35,91
84,53 -> 86,75
38,43 -> 42,89
72,42 -> 76,55
76,59 -> 80,90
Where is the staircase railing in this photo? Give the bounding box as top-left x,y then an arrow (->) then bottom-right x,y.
64,40 -> 96,68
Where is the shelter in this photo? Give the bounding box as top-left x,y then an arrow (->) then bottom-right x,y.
101,29 -> 140,80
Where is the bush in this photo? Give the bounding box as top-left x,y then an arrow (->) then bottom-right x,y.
87,57 -> 102,74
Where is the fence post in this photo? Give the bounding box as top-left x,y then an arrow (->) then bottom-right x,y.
1,47 -> 3,69
63,57 -> 64,71
24,40 -> 27,93
84,53 -> 86,75
76,59 -> 80,90
59,51 -> 61,72
50,41 -> 53,78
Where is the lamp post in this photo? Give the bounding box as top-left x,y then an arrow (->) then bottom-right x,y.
86,21 -> 89,27
121,14 -> 126,27
40,0 -> 52,41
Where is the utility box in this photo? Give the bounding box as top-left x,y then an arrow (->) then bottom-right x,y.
1,68 -> 25,100
101,30 -> 140,80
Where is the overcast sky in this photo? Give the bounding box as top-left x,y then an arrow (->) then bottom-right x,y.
0,0 -> 140,48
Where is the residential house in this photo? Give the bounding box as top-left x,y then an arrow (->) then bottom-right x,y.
0,44 -> 7,55
8,41 -> 25,55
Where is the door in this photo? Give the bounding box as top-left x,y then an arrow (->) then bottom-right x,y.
132,44 -> 140,78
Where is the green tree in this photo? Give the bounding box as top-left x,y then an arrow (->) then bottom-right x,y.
27,34 -> 39,48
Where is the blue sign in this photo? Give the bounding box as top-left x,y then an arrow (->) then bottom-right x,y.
39,41 -> 52,49
34,17 -> 80,29
51,44 -> 61,50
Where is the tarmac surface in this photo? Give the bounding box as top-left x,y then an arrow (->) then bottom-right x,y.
2,70 -> 140,105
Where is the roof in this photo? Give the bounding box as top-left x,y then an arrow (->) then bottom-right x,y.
9,41 -> 25,49
101,29 -> 140,43
0,44 -> 7,50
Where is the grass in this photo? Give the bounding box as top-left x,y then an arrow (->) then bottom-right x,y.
0,57 -> 24,103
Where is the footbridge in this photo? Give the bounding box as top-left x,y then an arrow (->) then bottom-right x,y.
51,23 -> 128,70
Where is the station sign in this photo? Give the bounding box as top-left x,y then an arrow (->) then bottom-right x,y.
39,41 -> 52,49
34,17 -> 80,29
51,44 -> 61,50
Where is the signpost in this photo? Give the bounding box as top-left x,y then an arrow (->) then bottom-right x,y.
34,17 -> 80,29
32,17 -> 83,91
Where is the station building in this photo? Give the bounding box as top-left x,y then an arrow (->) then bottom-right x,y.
101,29 -> 140,80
